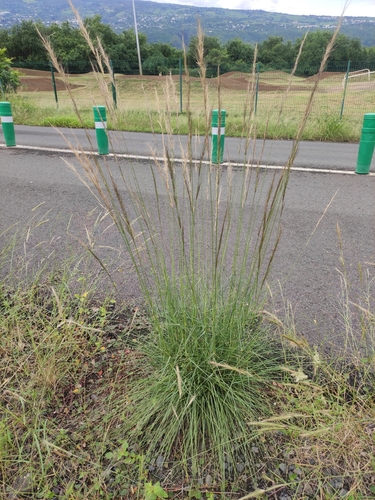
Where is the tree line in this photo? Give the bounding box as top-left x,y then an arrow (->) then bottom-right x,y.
1,16 -> 375,77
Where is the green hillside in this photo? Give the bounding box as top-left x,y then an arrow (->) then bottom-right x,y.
1,0 -> 374,47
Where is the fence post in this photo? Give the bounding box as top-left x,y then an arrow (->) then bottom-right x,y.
211,109 -> 226,164
254,63 -> 260,115
179,58 -> 183,113
110,60 -> 117,109
340,60 -> 350,119
356,113 -> 375,174
0,101 -> 16,147
49,61 -> 58,107
93,105 -> 109,155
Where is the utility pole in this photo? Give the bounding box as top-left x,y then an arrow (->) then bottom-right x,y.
132,0 -> 143,76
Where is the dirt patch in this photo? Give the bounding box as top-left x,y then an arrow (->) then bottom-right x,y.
15,68 -> 344,93
209,74 -> 312,92
306,71 -> 344,81
16,68 -> 84,92
117,73 -> 176,82
16,68 -> 52,77
219,78 -> 311,92
19,77 -> 83,92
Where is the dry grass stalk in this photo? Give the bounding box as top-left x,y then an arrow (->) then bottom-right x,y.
286,9 -> 346,168
277,31 -> 309,122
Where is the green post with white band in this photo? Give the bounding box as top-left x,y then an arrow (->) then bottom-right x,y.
356,113 -> 375,175
93,105 -> 108,155
0,101 -> 16,147
211,109 -> 226,164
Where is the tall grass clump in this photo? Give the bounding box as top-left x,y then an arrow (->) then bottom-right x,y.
38,2 -> 344,483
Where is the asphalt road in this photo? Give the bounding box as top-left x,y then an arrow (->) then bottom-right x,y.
1,130 -> 375,349
5,124 -> 374,171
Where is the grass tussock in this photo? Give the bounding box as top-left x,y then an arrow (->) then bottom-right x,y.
37,8 -> 296,477
2,3 -> 375,499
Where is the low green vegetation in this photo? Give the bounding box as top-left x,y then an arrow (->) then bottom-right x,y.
1,204 -> 375,499
0,47 -> 20,95
1,16 -> 375,77
7,71 -> 365,142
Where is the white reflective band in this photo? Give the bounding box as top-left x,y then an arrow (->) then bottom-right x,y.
1,116 -> 13,123
211,127 -> 225,135
95,121 -> 107,129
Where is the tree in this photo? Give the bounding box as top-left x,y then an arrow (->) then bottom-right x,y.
49,21 -> 90,69
3,20 -> 47,62
186,35 -> 230,76
0,48 -> 20,93
143,51 -> 169,75
293,30 -> 367,75
83,15 -> 120,53
110,29 -> 149,74
149,42 -> 182,61
187,35 -> 222,66
226,38 -> 254,65
365,46 -> 375,68
258,36 -> 294,69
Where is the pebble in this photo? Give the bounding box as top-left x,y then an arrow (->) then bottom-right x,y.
205,474 -> 213,487
329,477 -> 344,491
156,455 -> 164,468
324,484 -> 334,495
7,474 -> 33,500
279,463 -> 288,474
304,483 -> 315,496
237,463 -> 245,473
279,494 -> 291,500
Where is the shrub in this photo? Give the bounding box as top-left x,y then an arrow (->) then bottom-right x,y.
0,47 -> 20,94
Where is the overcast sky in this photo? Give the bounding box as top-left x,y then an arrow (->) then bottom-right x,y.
143,0 -> 375,17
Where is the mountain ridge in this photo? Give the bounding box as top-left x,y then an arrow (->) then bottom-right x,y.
1,0 -> 374,47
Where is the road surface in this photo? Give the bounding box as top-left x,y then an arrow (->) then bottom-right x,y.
4,124 -> 374,171
0,129 -> 374,349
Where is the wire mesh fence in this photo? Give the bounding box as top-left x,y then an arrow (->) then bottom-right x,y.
13,59 -> 375,136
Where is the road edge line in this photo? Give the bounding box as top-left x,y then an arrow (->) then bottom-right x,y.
1,144 -> 373,176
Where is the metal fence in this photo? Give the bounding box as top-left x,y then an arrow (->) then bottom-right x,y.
14,59 -> 375,129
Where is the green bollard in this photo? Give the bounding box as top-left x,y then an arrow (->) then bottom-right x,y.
93,105 -> 109,155
0,101 -> 16,147
211,109 -> 226,164
356,113 -> 375,175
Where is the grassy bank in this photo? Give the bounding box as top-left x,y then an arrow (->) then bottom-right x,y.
8,69 -> 367,142
1,232 -> 375,499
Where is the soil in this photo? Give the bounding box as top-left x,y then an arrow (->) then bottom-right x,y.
16,68 -> 84,92
16,68 -> 375,94
15,68 -> 315,93
306,71 -> 344,81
